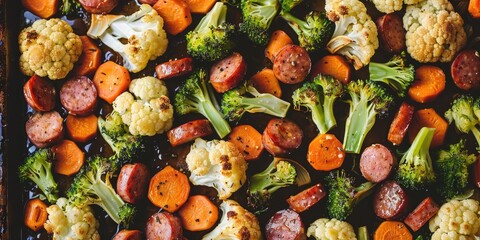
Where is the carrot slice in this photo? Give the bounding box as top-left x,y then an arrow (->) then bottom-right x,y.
227,125 -> 264,160
184,0 -> 216,13
153,0 -> 192,35
66,114 -> 98,143
93,61 -> 131,104
52,139 -> 85,176
310,55 -> 352,84
248,68 -> 282,98
24,198 -> 48,232
148,166 -> 190,213
265,30 -> 293,62
178,195 -> 219,231
21,0 -> 58,19
408,108 -> 448,148
71,36 -> 102,77
408,65 -> 445,103
307,134 -> 345,171
374,221 -> 412,240
469,0 -> 480,18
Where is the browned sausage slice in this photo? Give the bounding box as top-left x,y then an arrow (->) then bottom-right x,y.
451,49 -> 480,90
287,184 -> 326,213
113,229 -> 143,240
145,212 -> 183,240
167,119 -> 213,147
262,132 -> 289,156
210,52 -> 246,93
403,197 -> 439,232
359,144 -> 396,183
376,13 -> 406,53
26,111 -> 64,148
374,181 -> 409,220
117,163 -> 150,204
60,76 -> 98,116
273,45 -> 311,84
23,75 -> 56,112
388,102 -> 415,145
78,0 -> 118,14
265,118 -> 303,150
156,58 -> 194,80
139,0 -> 158,4
265,209 -> 306,240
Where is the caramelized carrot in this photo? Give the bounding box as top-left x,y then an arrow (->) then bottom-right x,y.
310,55 -> 352,84
24,198 -> 48,232
21,0 -> 58,19
374,221 -> 412,240
388,102 -> 415,145
153,0 -> 192,35
71,36 -> 102,77
408,65 -> 445,103
248,68 -> 282,98
184,0 -> 216,13
51,139 -> 85,176
93,61 -> 131,104
265,30 -> 293,62
178,195 -> 219,231
148,166 -> 190,213
66,114 -> 98,143
408,108 -> 448,148
227,125 -> 264,160
307,134 -> 345,171
469,0 -> 480,18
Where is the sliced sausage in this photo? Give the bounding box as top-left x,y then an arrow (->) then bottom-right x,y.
60,76 -> 97,116
146,212 -> 183,240
156,58 -> 194,80
376,13 -> 406,53
113,229 -> 143,240
451,49 -> 480,90
287,184 -> 326,213
78,0 -> 118,14
359,144 -> 396,183
265,209 -> 306,240
404,197 -> 439,232
167,119 -> 213,147
23,75 -> 56,112
210,52 -> 246,93
117,163 -> 150,204
374,181 -> 409,220
139,0 -> 158,4
262,132 -> 289,156
273,45 -> 311,84
26,111 -> 64,148
388,102 -> 415,145
264,118 -> 303,150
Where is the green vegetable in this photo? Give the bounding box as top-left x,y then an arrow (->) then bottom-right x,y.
60,0 -> 81,15
239,0 -> 279,45
445,95 -> 480,150
279,0 -> 303,12
19,149 -> 58,203
369,53 -> 415,97
358,226 -> 369,240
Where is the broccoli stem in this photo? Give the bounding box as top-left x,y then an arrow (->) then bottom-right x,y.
280,12 -> 306,35
199,99 -> 232,138
324,96 -> 337,133
471,127 -> 480,147
358,226 -> 369,240
91,178 -> 126,224
309,102 -> 328,134
343,98 -> 376,153
195,2 -> 227,33
241,86 -> 290,117
404,127 -> 434,166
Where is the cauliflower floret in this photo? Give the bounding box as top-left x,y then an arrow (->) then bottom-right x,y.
307,218 -> 357,240
186,138 -> 247,200
325,0 -> 378,70
429,199 -> 480,240
403,0 -> 467,62
202,200 -> 261,240
18,18 -> 82,80
44,198 -> 100,240
372,0 -> 403,13
112,76 -> 173,136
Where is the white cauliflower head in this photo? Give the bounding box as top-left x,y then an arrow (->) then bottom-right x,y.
44,198 -> 100,240
325,0 -> 379,70
18,18 -> 82,80
429,199 -> 480,240
307,218 -> 357,240
113,76 -> 173,136
202,200 -> 261,240
403,0 -> 467,62
186,138 -> 247,200
372,0 -> 403,13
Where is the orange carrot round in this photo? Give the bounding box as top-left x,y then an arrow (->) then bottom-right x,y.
51,139 -> 85,176
153,0 -> 192,35
178,195 -> 219,231
66,114 -> 98,143
265,30 -> 293,62
24,198 -> 48,232
148,166 -> 190,213
374,221 -> 412,240
249,68 -> 283,98
71,36 -> 102,77
469,0 -> 480,18
227,125 -> 264,161
21,0 -> 58,19
184,0 -> 216,13
93,61 -> 131,104
408,65 -> 445,103
307,134 -> 345,171
311,55 -> 352,84
408,108 -> 448,148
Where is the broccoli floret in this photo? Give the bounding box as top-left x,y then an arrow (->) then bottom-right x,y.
19,149 -> 58,203
343,80 -> 394,153
67,156 -> 136,226
247,160 -> 297,213
221,84 -> 290,122
445,95 -> 480,149
175,69 -> 231,138
325,169 -> 376,220
239,0 -> 280,45
279,0 -> 303,12
186,2 -> 235,62
60,0 -> 81,15
369,53 -> 415,97
280,11 -> 334,51
221,0 -> 241,7
292,74 -> 343,134
98,112 -> 146,168
435,140 -> 477,200
395,127 -> 436,190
